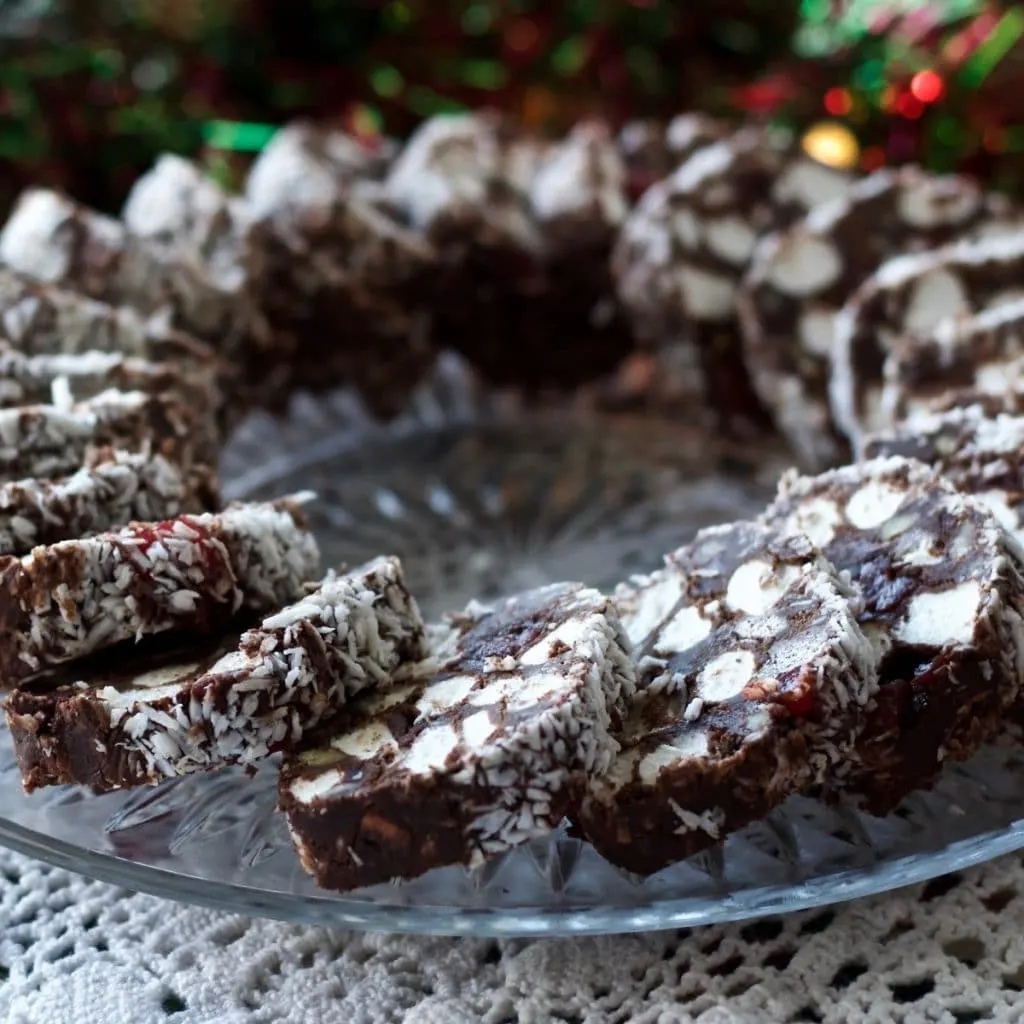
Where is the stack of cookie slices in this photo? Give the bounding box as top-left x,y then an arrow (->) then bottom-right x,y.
0,111 -> 1023,891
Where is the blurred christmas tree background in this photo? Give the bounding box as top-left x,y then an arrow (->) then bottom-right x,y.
0,0 -> 1022,216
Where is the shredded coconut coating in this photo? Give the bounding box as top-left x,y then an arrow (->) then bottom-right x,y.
0,341 -> 221,423
0,268 -> 215,363
577,520 -> 878,875
245,121 -> 395,222
0,497 -> 320,683
737,167 -> 1018,467
279,581 -> 636,892
5,557 -> 427,791
763,455 -> 1024,813
0,187 -> 268,363
0,447 -> 216,556
0,387 -> 216,483
830,231 -> 1024,448
121,154 -> 263,295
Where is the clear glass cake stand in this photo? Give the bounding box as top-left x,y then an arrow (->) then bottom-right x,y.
0,359 -> 1022,936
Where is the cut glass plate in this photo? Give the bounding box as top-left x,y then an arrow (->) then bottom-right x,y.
0,356 -> 1022,936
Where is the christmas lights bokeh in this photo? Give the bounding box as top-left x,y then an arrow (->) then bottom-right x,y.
0,1 -> 1022,214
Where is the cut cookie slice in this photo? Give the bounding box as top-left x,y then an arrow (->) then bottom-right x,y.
0,188 -> 269,373
762,456 -> 1024,813
0,497 -> 320,683
0,343 -> 220,418
5,557 -> 427,791
829,231 -> 1024,448
859,405 -> 1024,545
737,167 -> 1019,466
279,582 -> 635,892
384,114 -> 634,392
0,447 -> 217,556
576,520 -> 878,875
876,296 -> 1024,429
0,268 -> 216,364
243,122 -> 437,416
0,387 -> 217,483
611,126 -> 852,428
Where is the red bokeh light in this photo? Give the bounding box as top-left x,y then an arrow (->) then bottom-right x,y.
910,70 -> 944,104
824,87 -> 852,116
897,92 -> 925,119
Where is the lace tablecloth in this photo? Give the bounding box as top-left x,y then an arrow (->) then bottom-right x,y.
1,846 -> 1022,1023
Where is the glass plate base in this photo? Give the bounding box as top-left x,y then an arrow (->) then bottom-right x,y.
0,375 -> 1022,936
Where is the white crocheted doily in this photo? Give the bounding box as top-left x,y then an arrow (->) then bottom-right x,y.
1,845 -> 1022,1023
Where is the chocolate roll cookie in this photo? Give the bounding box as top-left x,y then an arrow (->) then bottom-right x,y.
384,113 -> 634,392
0,188 -> 269,378
738,167 -> 1018,466
0,497 -> 319,683
0,448 -> 216,556
6,557 -> 427,791
0,387 -> 216,483
0,343 -> 219,420
244,123 -> 437,416
876,297 -> 1024,429
829,231 -> 1024,447
860,405 -> 1024,543
577,520 -> 878,875
0,269 -> 216,365
279,582 -> 635,892
763,456 -> 1024,813
612,126 -> 852,429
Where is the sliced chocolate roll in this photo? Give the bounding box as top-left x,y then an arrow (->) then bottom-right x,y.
0,387 -> 217,482
763,456 -> 1024,813
0,343 -> 219,418
738,167 -> 1018,466
0,447 -> 217,556
243,123 -> 437,416
384,114 -> 634,393
0,497 -> 319,683
877,297 -> 1024,429
6,557 -> 427,791
829,231 -> 1024,448
0,188 -> 269,380
860,405 -> 1024,543
0,268 -> 216,365
279,582 -> 635,892
576,520 -> 878,875
612,126 -> 852,430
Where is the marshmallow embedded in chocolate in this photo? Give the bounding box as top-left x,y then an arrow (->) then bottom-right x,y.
576,520 -> 878,875
5,557 -> 427,791
737,167 -> 1019,467
0,497 -> 320,684
763,455 -> 1024,813
829,231 -> 1024,448
279,582 -> 635,892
